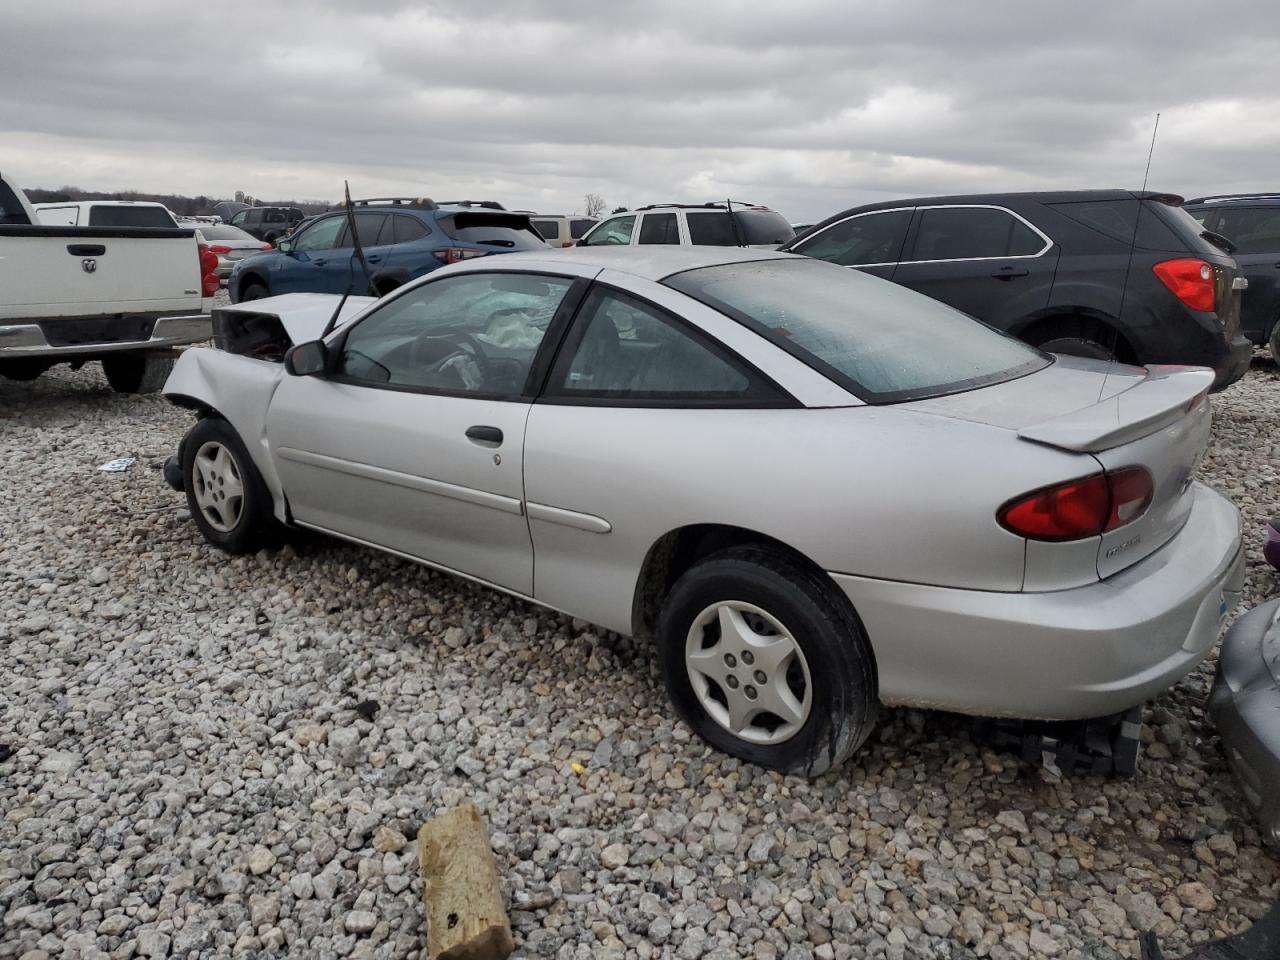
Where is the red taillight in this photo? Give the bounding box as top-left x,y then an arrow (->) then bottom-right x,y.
209,244 -> 233,255
260,243 -> 273,251
998,467 -> 1153,542
561,241 -> 573,248
1153,258 -> 1215,312
197,243 -> 220,297
432,248 -> 490,265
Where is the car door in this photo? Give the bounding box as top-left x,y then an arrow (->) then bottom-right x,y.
785,208 -> 913,280
270,214 -> 348,295
889,205 -> 1058,330
636,211 -> 680,245
1210,205 -> 1280,343
265,270 -> 584,594
522,282 -> 793,632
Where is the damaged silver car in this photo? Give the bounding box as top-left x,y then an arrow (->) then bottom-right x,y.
161,247 -> 1244,775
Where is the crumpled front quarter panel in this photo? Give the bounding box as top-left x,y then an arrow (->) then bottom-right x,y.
163,348 -> 288,520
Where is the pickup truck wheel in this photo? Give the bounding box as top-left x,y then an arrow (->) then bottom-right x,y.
181,417 -> 273,554
101,352 -> 176,394
1268,324 -> 1280,366
0,359 -> 49,381
240,282 -> 269,302
657,546 -> 878,776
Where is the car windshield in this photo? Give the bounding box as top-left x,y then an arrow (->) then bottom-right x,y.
665,258 -> 1050,403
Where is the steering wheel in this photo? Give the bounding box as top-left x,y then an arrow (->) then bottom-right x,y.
412,330 -> 493,389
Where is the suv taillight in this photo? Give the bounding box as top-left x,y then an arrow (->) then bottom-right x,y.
998,467 -> 1153,542
197,243 -> 220,297
433,248 -> 489,265
1153,258 -> 1216,312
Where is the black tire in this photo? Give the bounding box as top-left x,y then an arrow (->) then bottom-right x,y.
181,417 -> 275,554
0,359 -> 49,381
1027,317 -> 1125,363
101,352 -> 176,394
240,281 -> 269,302
657,546 -> 878,776
1268,324 -> 1280,367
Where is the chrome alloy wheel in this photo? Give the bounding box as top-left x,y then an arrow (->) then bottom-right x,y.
191,440 -> 244,533
685,601 -> 813,745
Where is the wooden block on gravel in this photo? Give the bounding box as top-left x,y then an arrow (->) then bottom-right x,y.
418,802 -> 514,960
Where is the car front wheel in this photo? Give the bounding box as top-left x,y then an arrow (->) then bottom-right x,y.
658,546 -> 878,776
181,417 -> 274,554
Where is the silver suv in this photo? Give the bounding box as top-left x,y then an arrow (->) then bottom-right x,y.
578,202 -> 795,250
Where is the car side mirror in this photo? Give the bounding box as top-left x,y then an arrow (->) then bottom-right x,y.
277,237 -> 295,253
285,340 -> 328,377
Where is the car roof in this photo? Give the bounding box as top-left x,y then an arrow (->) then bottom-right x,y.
453,245 -> 797,282
822,189 -> 1177,216
1185,194 -> 1280,206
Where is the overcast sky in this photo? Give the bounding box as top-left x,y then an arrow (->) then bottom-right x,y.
3,1 -> 1278,221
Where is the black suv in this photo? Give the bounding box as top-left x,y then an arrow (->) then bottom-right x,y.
1184,194 -> 1280,361
230,206 -> 305,244
782,190 -> 1251,389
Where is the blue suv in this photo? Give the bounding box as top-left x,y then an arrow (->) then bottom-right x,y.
227,198 -> 546,302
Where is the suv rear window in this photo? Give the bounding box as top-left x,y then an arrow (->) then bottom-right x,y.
532,219 -> 560,241
1048,198 -> 1212,254
438,213 -> 544,249
570,218 -> 596,239
732,210 -> 795,245
666,258 -> 1048,403
1212,206 -> 1280,255
88,206 -> 176,228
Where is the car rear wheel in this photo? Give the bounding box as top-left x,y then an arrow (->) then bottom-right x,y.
240,281 -> 269,302
1268,323 -> 1280,366
657,546 -> 878,776
1027,317 -> 1126,363
101,352 -> 176,394
181,417 -> 275,554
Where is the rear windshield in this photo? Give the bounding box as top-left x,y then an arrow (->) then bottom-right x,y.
198,224 -> 259,244
88,206 -> 176,228
439,213 -> 545,250
531,219 -> 560,240
733,210 -> 795,245
1207,206 -> 1280,255
665,258 -> 1049,403
0,181 -> 30,224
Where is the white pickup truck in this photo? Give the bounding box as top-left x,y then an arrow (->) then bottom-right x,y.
0,172 -> 215,393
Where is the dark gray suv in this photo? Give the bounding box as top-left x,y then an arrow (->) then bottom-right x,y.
783,190 -> 1252,390
1185,194 -> 1280,362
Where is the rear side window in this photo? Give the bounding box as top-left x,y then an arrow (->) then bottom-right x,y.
1048,199 -> 1195,253
687,212 -> 738,246
1213,207 -> 1280,255
638,212 -> 680,244
88,206 -> 176,228
731,210 -> 795,245
570,218 -> 596,239
391,215 -> 429,244
547,288 -> 781,404
908,207 -> 1044,261
532,219 -> 561,241
265,210 -> 287,223
793,209 -> 911,266
666,258 -> 1048,403
0,182 -> 30,225
439,213 -> 544,250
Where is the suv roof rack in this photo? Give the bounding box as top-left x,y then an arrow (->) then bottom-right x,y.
437,200 -> 507,210
1185,193 -> 1280,204
634,200 -> 768,212
341,197 -> 440,210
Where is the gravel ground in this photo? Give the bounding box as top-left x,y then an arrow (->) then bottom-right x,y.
2,352 -> 1278,960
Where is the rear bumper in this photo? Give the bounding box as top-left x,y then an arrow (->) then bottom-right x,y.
1209,598 -> 1280,846
0,314 -> 211,357
833,482 -> 1243,719
1212,333 -> 1253,390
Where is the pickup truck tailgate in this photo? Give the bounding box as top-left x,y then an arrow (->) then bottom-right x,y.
0,226 -> 203,320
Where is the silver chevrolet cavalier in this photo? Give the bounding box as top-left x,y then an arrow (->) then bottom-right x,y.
162,247 -> 1244,775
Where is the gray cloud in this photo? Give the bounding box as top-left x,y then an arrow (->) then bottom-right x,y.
3,0 -> 1278,221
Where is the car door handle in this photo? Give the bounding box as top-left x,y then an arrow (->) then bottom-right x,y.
365,255 -> 382,263
465,425 -> 503,446
67,244 -> 106,256
312,258 -> 326,267
991,266 -> 1029,280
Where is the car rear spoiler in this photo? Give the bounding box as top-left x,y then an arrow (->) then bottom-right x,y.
1017,366 -> 1213,453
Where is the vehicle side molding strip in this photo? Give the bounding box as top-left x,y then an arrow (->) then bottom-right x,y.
526,501 -> 612,534
275,447 -> 524,516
